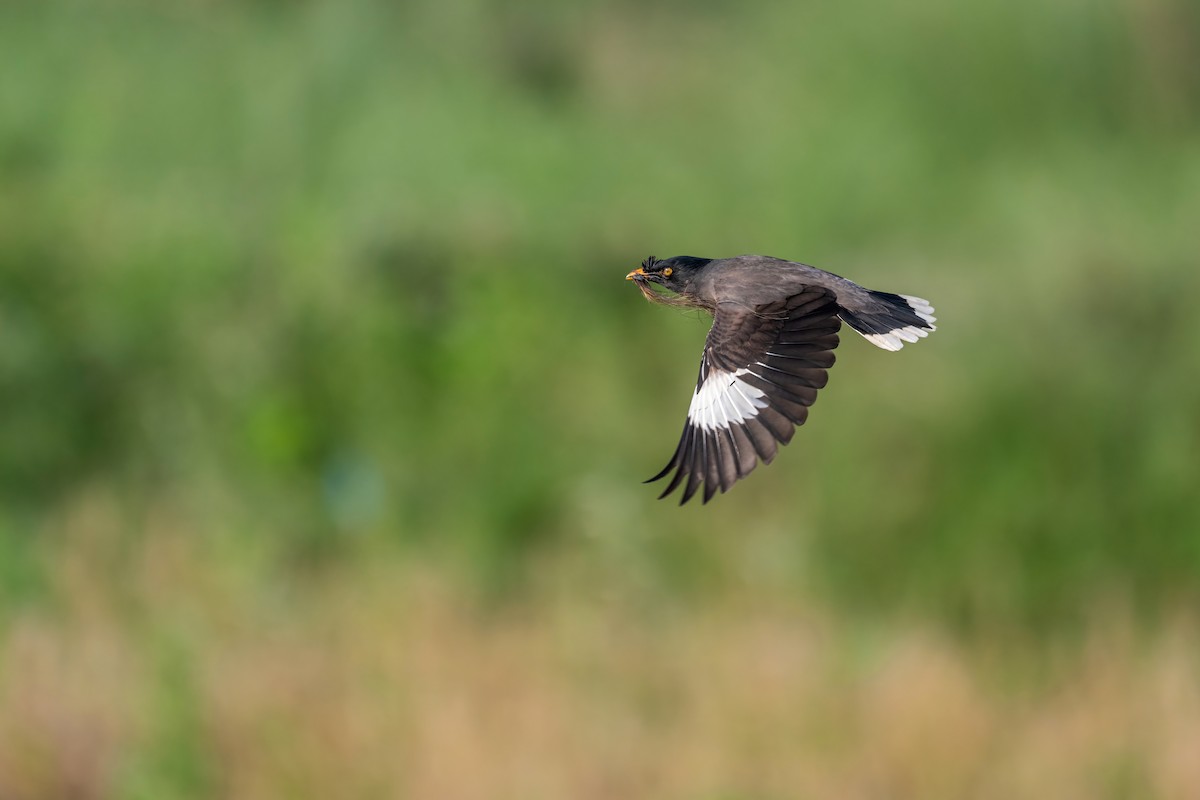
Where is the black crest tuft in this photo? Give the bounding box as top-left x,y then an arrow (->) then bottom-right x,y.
641,255 -> 659,272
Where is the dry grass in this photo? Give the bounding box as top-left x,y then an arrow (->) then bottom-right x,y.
2,500 -> 1200,799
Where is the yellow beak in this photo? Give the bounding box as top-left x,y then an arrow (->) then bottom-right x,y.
625,267 -> 646,280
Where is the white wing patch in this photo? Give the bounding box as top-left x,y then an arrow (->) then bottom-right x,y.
687,368 -> 769,431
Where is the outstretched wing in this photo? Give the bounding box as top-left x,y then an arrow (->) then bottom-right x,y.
647,286 -> 841,504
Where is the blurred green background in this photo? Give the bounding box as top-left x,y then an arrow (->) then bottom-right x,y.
2,0 -> 1199,797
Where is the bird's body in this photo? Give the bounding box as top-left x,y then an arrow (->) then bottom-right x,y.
626,254 -> 937,504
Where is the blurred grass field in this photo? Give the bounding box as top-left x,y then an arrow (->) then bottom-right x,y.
2,0 -> 1199,796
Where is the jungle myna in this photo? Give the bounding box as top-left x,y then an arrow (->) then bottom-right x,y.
626,254 -> 937,504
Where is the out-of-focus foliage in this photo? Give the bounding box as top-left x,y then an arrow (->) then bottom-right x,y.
2,0 -> 1199,627
2,0 -> 1200,628
6,531 -> 1200,799
3,0 -> 1200,795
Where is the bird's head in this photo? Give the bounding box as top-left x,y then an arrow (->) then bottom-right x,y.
625,255 -> 711,307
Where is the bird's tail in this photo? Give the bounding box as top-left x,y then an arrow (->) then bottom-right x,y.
838,290 -> 937,351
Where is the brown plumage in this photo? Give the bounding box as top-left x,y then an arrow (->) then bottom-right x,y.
626,254 -> 937,504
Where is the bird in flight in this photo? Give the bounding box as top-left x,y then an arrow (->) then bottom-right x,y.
627,254 -> 936,504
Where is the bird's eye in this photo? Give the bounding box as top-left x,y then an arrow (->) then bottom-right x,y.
663,267 -> 673,277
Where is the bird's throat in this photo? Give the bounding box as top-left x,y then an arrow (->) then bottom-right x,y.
634,279 -> 704,309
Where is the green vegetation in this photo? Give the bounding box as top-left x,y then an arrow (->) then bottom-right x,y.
2,0 -> 1198,795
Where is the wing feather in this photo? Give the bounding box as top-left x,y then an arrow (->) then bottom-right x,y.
647,286 -> 842,503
